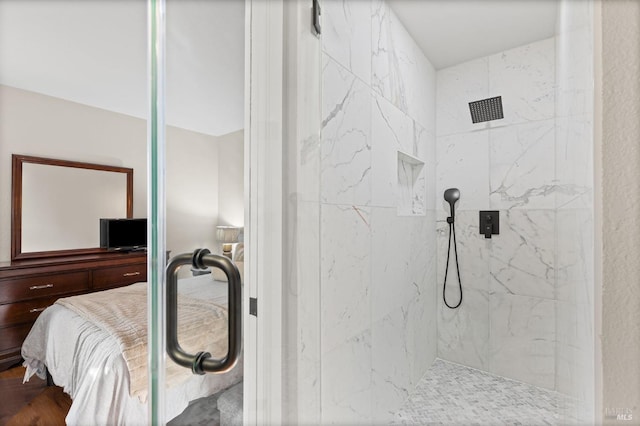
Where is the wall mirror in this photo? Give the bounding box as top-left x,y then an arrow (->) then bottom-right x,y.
11,154 -> 133,260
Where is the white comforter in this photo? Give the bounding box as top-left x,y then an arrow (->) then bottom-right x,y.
21,274 -> 242,425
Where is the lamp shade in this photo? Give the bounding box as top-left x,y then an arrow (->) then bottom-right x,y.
216,226 -> 242,244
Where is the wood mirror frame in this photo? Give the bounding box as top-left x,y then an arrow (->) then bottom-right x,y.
11,154 -> 133,261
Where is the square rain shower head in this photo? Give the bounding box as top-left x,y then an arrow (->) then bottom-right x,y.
468,96 -> 504,123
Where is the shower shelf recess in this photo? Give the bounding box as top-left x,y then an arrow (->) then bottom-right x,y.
397,150 -> 426,217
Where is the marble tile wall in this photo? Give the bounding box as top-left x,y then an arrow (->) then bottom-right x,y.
436,38 -> 560,390
554,0 -> 595,418
316,0 -> 593,422
321,0 -> 437,423
436,23 -> 594,408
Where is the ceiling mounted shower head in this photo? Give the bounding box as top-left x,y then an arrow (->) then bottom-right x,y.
469,96 -> 504,123
444,188 -> 460,221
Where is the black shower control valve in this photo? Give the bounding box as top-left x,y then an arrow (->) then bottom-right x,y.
479,210 -> 499,239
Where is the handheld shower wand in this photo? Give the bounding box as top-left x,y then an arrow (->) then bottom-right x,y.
443,188 -> 462,309
444,188 -> 460,223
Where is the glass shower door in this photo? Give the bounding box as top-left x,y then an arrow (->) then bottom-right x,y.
147,0 -> 247,423
148,1 -> 329,423
147,0 -> 165,422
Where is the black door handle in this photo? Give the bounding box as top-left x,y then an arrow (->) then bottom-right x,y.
166,248 -> 242,374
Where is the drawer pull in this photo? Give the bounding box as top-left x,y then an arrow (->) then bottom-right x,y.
123,272 -> 141,277
29,284 -> 54,290
29,307 -> 46,313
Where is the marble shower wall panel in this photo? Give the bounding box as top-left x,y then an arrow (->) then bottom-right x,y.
436,210 -> 490,370
556,299 -> 593,400
410,211 -> 438,385
322,0 -> 372,85
555,1 -> 594,120
489,38 -> 556,126
436,37 -> 561,390
320,0 -> 437,422
321,330 -> 373,424
553,0 -> 595,409
320,204 -> 372,354
421,124 -> 436,210
436,131 -> 490,212
489,120 -> 556,210
554,2 -> 594,211
372,208 -> 425,320
489,293 -> 556,390
372,0 -> 436,130
292,201 -> 322,422
556,209 -> 594,302
371,76 -> 433,213
555,208 -> 594,401
372,94 -> 414,208
437,287 -> 490,370
372,308 -> 415,421
490,209 -> 556,300
555,115 -> 593,209
321,54 -> 372,206
371,210 -> 437,421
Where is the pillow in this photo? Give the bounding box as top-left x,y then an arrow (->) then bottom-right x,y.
233,244 -> 244,261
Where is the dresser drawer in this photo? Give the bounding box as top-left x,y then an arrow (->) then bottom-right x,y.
0,271 -> 89,304
0,322 -> 32,353
0,296 -> 60,327
93,263 -> 147,290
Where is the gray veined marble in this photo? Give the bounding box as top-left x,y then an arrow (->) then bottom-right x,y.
322,0 -> 372,86
437,287 -> 490,371
321,54 -> 372,206
489,38 -> 556,126
320,203 -> 372,354
320,0 -> 594,421
321,330 -> 373,425
436,131 -> 491,212
371,94 -> 415,209
372,0 -> 435,129
490,209 -> 556,300
489,120 -> 557,210
489,293 -> 556,389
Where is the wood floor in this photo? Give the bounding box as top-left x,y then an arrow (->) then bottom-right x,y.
0,366 -> 70,426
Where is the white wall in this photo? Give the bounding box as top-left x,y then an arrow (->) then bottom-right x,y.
165,125 -> 219,257
217,130 -> 245,227
0,85 -> 243,262
320,0 -> 437,423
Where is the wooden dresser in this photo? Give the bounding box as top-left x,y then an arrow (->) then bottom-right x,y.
0,252 -> 147,371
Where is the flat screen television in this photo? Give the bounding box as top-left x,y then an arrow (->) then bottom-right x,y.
100,218 -> 147,251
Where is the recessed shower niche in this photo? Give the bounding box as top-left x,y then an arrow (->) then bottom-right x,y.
397,150 -> 426,216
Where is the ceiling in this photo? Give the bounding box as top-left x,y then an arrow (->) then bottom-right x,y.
0,1 -> 558,134
0,0 -> 245,137
388,0 -> 559,69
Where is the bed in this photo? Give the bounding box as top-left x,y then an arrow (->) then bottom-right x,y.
20,274 -> 242,425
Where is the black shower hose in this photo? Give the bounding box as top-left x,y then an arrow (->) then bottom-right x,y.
443,218 -> 463,309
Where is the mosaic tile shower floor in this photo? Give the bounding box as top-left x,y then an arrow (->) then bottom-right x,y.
392,359 -> 589,425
